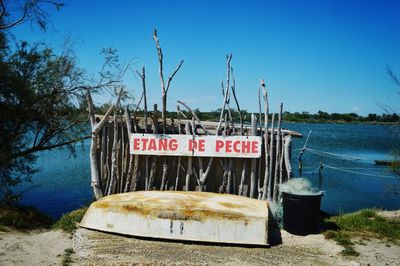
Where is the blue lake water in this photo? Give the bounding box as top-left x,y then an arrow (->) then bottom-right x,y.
16,123 -> 400,218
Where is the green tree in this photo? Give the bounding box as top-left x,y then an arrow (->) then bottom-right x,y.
0,41 -> 87,200
0,1 -> 128,202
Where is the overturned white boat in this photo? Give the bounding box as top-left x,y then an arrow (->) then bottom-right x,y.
80,191 -> 269,245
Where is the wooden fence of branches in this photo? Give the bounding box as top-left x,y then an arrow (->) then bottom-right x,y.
87,30 -> 300,202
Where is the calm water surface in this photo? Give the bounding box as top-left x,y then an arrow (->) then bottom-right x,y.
16,123 -> 400,218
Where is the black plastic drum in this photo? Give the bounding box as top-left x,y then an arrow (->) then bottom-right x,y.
282,191 -> 323,235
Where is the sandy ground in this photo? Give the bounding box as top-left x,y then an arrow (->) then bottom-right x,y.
0,225 -> 399,265
0,217 -> 400,265
72,227 -> 400,266
0,229 -> 72,266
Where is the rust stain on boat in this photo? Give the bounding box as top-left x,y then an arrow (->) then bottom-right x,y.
218,202 -> 246,209
91,191 -> 267,222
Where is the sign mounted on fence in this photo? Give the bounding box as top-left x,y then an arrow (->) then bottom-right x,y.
130,133 -> 262,158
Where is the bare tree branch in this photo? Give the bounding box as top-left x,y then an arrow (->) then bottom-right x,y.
0,0 -> 27,29
177,100 -> 209,134
153,29 -> 166,94
216,54 -> 232,134
0,0 -> 63,30
387,65 -> 400,91
133,90 -> 144,113
177,109 -> 188,119
153,29 -> 183,133
92,87 -> 124,135
13,135 -> 89,159
136,67 -> 148,132
230,67 -> 243,135
166,60 -> 184,93
0,0 -> 6,19
86,89 -> 96,128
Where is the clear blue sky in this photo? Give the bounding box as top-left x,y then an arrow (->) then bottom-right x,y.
11,0 -> 400,115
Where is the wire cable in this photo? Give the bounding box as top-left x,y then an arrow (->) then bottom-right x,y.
321,163 -> 398,179
305,148 -> 369,161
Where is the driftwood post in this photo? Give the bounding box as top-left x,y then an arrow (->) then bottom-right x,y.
231,70 -> 247,196
123,106 -> 140,192
174,105 -> 182,190
249,114 -> 258,198
278,133 -> 285,197
147,104 -> 159,190
100,124 -> 107,191
107,106 -> 120,195
257,86 -> 263,199
267,113 -> 275,200
273,103 -> 283,202
185,121 -> 193,191
123,107 -> 133,192
136,67 -> 150,191
261,80 -> 269,200
284,135 -> 294,179
87,88 -> 123,200
120,112 -> 126,192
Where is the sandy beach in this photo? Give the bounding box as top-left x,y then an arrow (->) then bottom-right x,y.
1,223 -> 399,265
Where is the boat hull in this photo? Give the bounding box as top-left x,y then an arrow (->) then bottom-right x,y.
80,191 -> 268,245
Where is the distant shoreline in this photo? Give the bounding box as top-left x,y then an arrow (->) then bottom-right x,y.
125,110 -> 400,126
193,118 -> 400,126
282,120 -> 400,126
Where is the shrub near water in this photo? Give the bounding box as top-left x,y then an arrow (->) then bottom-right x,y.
53,207 -> 88,233
0,205 -> 52,230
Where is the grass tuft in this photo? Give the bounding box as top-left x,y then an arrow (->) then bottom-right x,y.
62,248 -> 75,266
52,207 -> 87,233
323,208 -> 400,256
326,209 -> 400,241
323,230 -> 359,256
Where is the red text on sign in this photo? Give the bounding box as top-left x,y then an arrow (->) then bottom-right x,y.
215,140 -> 258,154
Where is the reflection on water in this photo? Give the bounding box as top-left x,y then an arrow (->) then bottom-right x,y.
15,123 -> 400,218
15,140 -> 92,219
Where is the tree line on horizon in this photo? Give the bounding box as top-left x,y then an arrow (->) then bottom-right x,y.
94,103 -> 400,124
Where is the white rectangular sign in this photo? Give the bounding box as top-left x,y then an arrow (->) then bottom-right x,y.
130,133 -> 262,158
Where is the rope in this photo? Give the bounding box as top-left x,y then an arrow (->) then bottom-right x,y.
305,148 -> 369,161
321,163 -> 398,179
305,149 -> 356,161
296,165 -> 324,176
338,166 -> 387,170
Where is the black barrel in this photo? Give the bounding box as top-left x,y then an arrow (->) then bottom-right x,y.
282,191 -> 323,235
